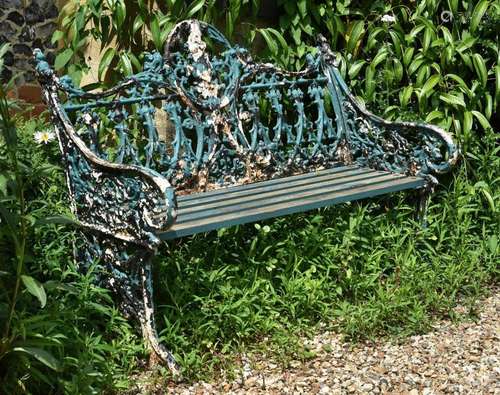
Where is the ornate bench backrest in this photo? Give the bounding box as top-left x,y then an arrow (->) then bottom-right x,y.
35,20 -> 458,195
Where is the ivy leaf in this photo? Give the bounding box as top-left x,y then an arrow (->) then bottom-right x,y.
21,275 -> 46,308
54,49 -> 73,71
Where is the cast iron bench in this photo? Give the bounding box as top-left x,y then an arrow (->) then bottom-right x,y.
34,20 -> 458,370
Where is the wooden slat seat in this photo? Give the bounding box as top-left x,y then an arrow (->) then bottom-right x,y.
160,165 -> 426,239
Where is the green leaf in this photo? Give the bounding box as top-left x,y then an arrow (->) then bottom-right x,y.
372,47 -> 388,68
21,275 -> 46,308
365,65 -> 375,101
446,74 -> 473,98
151,16 -> 161,50
472,53 -> 487,88
35,215 -> 78,226
389,30 -> 403,59
267,28 -> 288,53
393,58 -> 403,82
399,85 -> 413,108
439,93 -> 466,108
471,0 -> 489,33
114,0 -> 126,28
487,235 -> 498,255
366,27 -> 384,51
51,30 -> 64,45
120,53 -> 133,76
420,74 -> 440,97
471,110 -> 492,130
347,20 -> 365,55
403,47 -> 414,67
297,0 -> 307,17
98,48 -> 116,81
186,0 -> 205,18
54,49 -> 73,71
408,56 -> 424,76
481,189 -> 495,212
13,347 -> 60,371
463,111 -> 473,135
258,28 -> 278,55
348,60 -> 366,79
495,65 -> 500,101
425,110 -> 443,123
132,14 -> 144,35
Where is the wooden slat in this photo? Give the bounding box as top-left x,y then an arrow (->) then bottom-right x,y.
178,167 -> 380,212
176,171 -> 394,222
178,164 -> 359,203
159,172 -> 425,240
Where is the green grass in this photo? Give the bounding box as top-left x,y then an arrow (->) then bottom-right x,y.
155,136 -> 499,379
1,118 -> 498,393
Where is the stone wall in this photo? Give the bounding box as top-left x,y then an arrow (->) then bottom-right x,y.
1,0 -> 59,111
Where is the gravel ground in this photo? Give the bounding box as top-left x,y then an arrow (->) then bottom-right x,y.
157,289 -> 499,394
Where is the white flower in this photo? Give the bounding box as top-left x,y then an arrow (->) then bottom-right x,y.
381,14 -> 396,23
82,113 -> 93,123
34,130 -> 56,145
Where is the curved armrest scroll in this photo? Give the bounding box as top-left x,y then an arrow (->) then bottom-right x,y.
34,49 -> 177,249
324,63 -> 459,181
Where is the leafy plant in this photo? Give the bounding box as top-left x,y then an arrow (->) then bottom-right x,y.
55,0 -> 498,149
53,0 -> 260,86
0,42 -> 63,390
0,44 -> 143,393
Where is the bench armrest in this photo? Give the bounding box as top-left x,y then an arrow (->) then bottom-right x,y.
34,50 -> 177,249
323,62 -> 459,183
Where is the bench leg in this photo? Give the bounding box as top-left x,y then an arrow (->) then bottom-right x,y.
77,233 -> 179,373
139,257 -> 179,373
417,188 -> 430,225
416,178 -> 436,226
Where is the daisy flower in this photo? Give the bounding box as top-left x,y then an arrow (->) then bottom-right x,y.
34,129 -> 56,145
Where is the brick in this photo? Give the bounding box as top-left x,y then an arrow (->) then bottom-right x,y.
6,88 -> 18,99
17,84 -> 43,103
32,103 -> 47,116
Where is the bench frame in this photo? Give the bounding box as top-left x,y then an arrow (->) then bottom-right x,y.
34,20 -> 458,370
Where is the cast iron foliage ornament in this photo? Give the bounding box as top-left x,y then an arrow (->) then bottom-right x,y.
34,19 -> 458,369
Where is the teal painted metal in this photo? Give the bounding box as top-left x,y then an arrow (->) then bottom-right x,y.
34,19 -> 458,370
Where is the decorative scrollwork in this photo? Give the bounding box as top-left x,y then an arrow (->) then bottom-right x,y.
34,49 -> 177,248
324,66 -> 459,181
